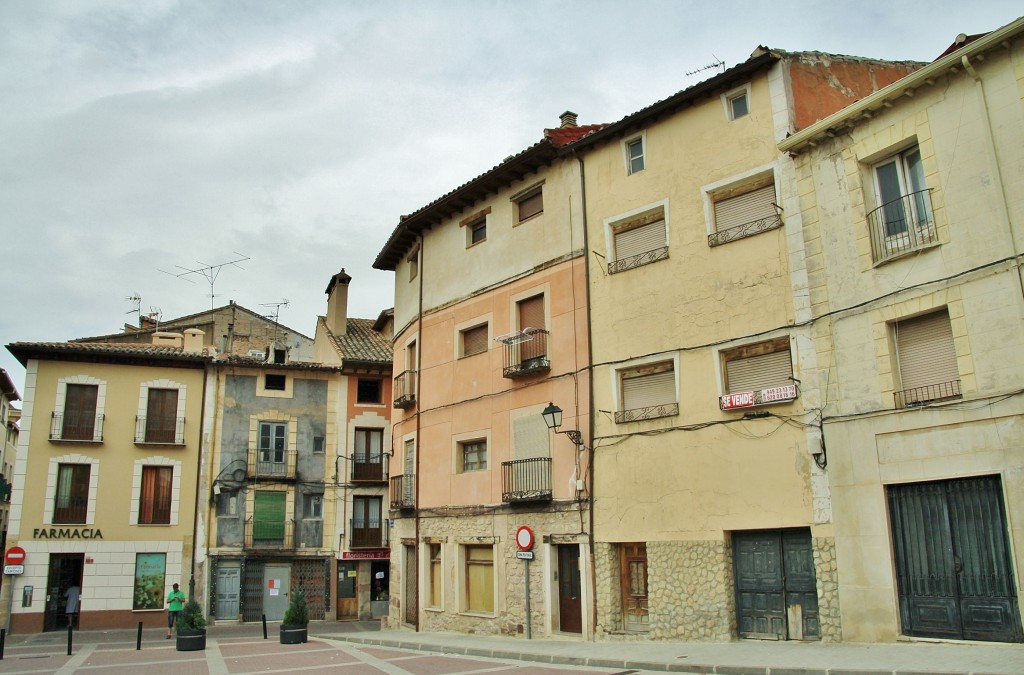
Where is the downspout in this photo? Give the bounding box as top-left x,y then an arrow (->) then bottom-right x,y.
961,53 -> 1024,303
413,233 -> 424,632
191,357 -> 211,601
573,150 -> 598,640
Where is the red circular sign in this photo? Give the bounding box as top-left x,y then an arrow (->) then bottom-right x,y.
515,526 -> 534,552
5,546 -> 26,565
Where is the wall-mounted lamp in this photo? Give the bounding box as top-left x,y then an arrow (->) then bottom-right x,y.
541,402 -> 585,449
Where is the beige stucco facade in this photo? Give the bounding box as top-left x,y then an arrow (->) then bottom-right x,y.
782,19 -> 1024,643
4,344 -> 206,633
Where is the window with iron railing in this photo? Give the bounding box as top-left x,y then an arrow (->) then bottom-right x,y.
501,457 -> 552,503
393,369 -> 417,409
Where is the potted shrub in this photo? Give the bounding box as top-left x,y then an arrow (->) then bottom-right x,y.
175,596 -> 207,651
280,588 -> 308,644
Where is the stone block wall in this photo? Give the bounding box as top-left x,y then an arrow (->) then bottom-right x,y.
813,536 -> 842,642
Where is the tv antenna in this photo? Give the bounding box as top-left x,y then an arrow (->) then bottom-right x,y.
160,252 -> 250,309
125,293 -> 142,317
685,55 -> 726,77
260,299 -> 290,325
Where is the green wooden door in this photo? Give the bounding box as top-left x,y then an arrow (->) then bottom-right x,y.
254,491 -> 286,544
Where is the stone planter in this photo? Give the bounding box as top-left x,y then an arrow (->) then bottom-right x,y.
279,624 -> 307,644
175,628 -> 207,651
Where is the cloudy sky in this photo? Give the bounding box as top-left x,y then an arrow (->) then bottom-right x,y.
1,1 -> 1020,390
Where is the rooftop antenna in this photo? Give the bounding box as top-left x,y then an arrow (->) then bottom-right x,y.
125,293 -> 142,319
685,54 -> 726,77
160,252 -> 250,310
260,299 -> 290,326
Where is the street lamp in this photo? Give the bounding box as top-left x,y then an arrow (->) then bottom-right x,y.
541,402 -> 584,449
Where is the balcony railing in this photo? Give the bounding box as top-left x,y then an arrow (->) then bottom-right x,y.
868,189 -> 937,263
389,474 -> 416,510
349,519 -> 389,549
352,453 -> 388,483
708,213 -> 783,247
134,416 -> 185,445
502,329 -> 551,379
894,379 -> 961,408
53,497 -> 89,525
502,457 -> 552,503
608,246 -> 669,275
614,403 -> 680,424
246,447 -> 298,480
50,412 -> 103,442
244,517 -> 296,549
393,370 -> 417,409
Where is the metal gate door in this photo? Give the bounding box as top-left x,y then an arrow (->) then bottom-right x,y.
888,476 -> 1022,642
734,529 -> 820,640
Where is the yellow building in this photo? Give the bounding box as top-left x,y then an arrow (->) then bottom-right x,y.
374,113 -> 597,637
6,333 -> 208,632
574,49 -> 919,642
1,368 -> 20,547
780,18 -> 1024,643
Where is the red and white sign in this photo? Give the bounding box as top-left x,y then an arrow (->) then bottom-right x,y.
720,384 -> 798,410
5,546 -> 26,566
341,551 -> 390,560
515,526 -> 534,552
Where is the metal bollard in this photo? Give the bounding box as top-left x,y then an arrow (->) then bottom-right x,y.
1,627 -> 6,660
67,624 -> 73,656
262,614 -> 267,639
137,621 -> 143,650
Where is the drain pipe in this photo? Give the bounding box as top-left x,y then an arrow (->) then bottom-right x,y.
413,233 -> 424,632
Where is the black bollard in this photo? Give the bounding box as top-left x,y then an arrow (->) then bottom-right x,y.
262,614 -> 268,639
67,624 -> 73,656
137,621 -> 143,650
1,627 -> 6,660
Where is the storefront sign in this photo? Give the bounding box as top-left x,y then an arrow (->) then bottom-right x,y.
32,528 -> 104,539
341,551 -> 389,560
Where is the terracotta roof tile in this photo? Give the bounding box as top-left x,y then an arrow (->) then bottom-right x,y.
320,317 -> 393,366
543,123 -> 609,148
6,341 -> 210,366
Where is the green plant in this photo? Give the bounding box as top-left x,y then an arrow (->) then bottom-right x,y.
282,588 -> 309,626
176,596 -> 207,631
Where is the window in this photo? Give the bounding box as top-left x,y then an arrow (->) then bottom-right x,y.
708,175 -> 781,246
893,309 -> 961,407
464,545 -> 494,613
259,422 -> 287,464
616,361 -> 678,423
54,464 -> 90,524
869,144 -> 936,262
459,439 -> 487,472
132,553 -> 166,611
139,466 -> 172,525
252,491 -> 286,544
313,436 -> 325,454
460,324 -> 489,357
352,496 -> 383,548
429,543 -> 442,608
469,218 -> 486,245
216,490 -> 238,516
304,493 -> 323,519
608,205 -> 668,274
273,348 -> 286,365
727,89 -> 749,120
353,428 -> 384,481
143,388 -> 179,443
625,135 -> 645,174
513,184 -> 543,223
720,338 -> 796,409
357,378 -> 382,404
408,247 -> 419,282
60,384 -> 98,441
265,374 -> 286,391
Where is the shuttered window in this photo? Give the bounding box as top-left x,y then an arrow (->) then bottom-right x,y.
461,324 -> 488,357
614,218 -> 666,262
429,544 -> 442,608
896,310 -> 958,393
516,188 -> 543,222
621,365 -> 675,411
465,545 -> 494,613
517,295 -> 545,331
725,349 -> 792,393
714,184 -> 776,233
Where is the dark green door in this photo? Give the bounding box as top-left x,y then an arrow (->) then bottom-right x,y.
734,529 -> 820,640
254,491 -> 286,544
888,476 -> 1022,642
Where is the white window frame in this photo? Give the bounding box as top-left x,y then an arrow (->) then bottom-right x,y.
721,83 -> 751,121
717,337 -> 797,409
130,456 -> 181,526
53,375 -> 107,443
622,132 -> 646,175
892,308 -> 960,407
871,144 -> 933,251
702,166 -> 780,246
612,354 -> 680,423
45,454 -> 99,524
454,315 -> 491,360
604,199 -> 670,274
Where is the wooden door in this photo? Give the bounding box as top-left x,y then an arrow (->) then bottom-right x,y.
403,544 -> 418,626
621,543 -> 649,632
557,544 -> 582,633
337,562 -> 358,620
734,529 -> 820,640
215,564 -> 240,620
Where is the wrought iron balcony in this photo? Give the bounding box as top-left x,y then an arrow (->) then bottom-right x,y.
349,518 -> 389,549
894,379 -> 961,408
246,447 -> 298,480
868,189 -> 937,263
708,213 -> 783,247
614,403 -> 679,424
352,453 -> 388,483
501,328 -> 550,378
53,497 -> 89,525
389,474 -> 416,510
502,457 -> 552,503
608,246 -> 669,275
393,369 -> 417,409
134,416 -> 185,445
244,517 -> 296,549
49,412 -> 103,442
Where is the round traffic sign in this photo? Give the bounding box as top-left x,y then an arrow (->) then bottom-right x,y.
5,546 -> 26,565
515,526 -> 534,552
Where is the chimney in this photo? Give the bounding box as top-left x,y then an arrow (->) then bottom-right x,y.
152,332 -> 184,349
183,328 -> 204,353
325,268 -> 352,336
559,111 -> 578,128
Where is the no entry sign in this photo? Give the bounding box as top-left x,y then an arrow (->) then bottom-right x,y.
5,546 -> 26,565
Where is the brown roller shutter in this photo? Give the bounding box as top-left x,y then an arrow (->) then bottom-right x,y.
726,349 -> 792,393
518,295 -> 545,331
463,324 -> 489,356
615,220 -> 666,261
622,369 -> 675,410
896,310 -> 957,391
714,184 -> 776,233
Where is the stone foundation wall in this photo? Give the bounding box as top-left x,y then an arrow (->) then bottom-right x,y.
813,536 -> 842,642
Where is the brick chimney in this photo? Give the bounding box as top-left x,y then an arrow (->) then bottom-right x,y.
325,269 -> 352,336
559,110 -> 578,128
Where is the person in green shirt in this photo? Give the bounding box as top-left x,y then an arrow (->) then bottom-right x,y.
166,583 -> 185,638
